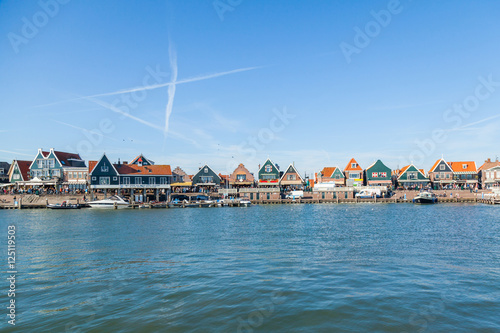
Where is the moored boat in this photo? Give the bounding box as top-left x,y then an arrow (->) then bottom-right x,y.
87,195 -> 130,209
47,201 -> 81,209
413,191 -> 437,204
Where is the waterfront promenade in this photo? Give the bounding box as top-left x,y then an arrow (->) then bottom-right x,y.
0,190 -> 494,209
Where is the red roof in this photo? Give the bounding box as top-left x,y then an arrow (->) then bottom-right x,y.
88,161 -> 98,173
16,160 -> 32,181
41,150 -> 84,167
344,158 -> 362,171
478,158 -> 500,171
115,164 -> 172,175
320,167 -> 336,178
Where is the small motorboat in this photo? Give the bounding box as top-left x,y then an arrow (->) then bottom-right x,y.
87,195 -> 130,209
47,201 -> 81,209
239,199 -> 251,207
413,191 -> 438,204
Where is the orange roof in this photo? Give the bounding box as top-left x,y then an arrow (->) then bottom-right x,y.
320,167 -> 336,178
448,161 -> 477,173
429,158 -> 445,173
116,164 -> 172,175
399,165 -> 410,175
88,161 -> 98,173
478,158 -> 500,171
344,158 -> 362,171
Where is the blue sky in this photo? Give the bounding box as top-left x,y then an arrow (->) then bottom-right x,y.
1,0 -> 500,176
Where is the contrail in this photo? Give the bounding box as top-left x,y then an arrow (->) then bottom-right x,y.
0,149 -> 33,157
85,97 -> 164,131
164,41 -> 178,137
34,66 -> 262,108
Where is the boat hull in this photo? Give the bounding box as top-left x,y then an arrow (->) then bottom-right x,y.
87,204 -> 129,209
413,197 -> 437,204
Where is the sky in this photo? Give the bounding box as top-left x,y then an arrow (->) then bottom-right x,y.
1,0 -> 500,177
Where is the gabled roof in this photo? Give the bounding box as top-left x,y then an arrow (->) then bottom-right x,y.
130,154 -> 155,165
31,148 -> 85,168
229,163 -> 255,182
429,158 -> 450,173
478,159 -> 500,171
172,166 -> 188,176
448,161 -> 477,173
344,158 -> 362,171
11,160 -> 31,181
365,159 -> 391,171
259,158 -> 279,172
397,164 -> 427,180
320,167 -> 336,178
280,163 -> 304,182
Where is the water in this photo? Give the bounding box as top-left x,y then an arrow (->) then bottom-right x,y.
1,204 -> 499,332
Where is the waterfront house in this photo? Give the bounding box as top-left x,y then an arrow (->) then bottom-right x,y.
280,163 -> 305,189
344,158 -> 363,186
448,161 -> 478,189
27,148 -> 87,191
229,163 -> 255,188
396,164 -> 430,189
8,160 -> 31,183
171,166 -> 192,192
258,158 -> 281,187
317,167 -> 345,186
478,158 -> 500,189
428,158 -> 454,189
364,160 -> 392,186
89,153 -> 172,200
0,161 -> 11,183
191,165 -> 221,188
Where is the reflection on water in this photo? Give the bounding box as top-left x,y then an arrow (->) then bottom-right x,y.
1,204 -> 499,332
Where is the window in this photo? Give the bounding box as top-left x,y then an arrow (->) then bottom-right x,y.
200,176 -> 213,183
265,165 -> 272,173
204,167 -> 208,173
287,174 -> 296,180
440,172 -> 445,179
149,177 -> 155,185
101,164 -> 109,172
380,172 -> 387,178
262,175 -> 276,180
349,173 -> 359,179
135,177 -> 141,184
48,159 -> 55,168
463,164 -> 467,169
351,163 -> 357,168
0,169 -> 4,175
335,174 -> 341,179
267,193 -> 270,200
13,174 -> 20,180
78,172 -> 82,178
173,176 -> 177,182
160,177 -> 166,185
440,164 -> 445,171
372,172 -> 378,178
408,172 -> 417,180
237,174 -> 246,181
68,172 -> 72,179
92,176 -> 96,181
123,177 -> 130,185
99,177 -> 110,185
113,176 -> 118,181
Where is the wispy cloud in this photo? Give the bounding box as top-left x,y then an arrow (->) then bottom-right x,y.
54,120 -> 120,142
0,149 -> 33,157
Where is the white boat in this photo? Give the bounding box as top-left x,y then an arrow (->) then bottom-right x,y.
413,191 -> 437,204
239,199 -> 251,207
87,195 -> 130,209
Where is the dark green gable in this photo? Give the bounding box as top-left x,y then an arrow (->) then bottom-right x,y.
364,160 -> 391,183
331,168 -> 344,180
90,154 -> 119,186
398,165 -> 428,181
192,165 -> 221,185
258,159 -> 280,183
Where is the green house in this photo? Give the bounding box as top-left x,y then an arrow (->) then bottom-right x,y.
364,160 -> 392,186
258,158 -> 280,186
397,164 -> 429,188
192,165 -> 221,186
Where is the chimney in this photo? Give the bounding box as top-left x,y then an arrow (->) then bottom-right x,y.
118,158 -> 121,165
487,158 -> 491,163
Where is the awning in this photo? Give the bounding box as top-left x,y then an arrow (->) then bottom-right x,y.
171,182 -> 192,187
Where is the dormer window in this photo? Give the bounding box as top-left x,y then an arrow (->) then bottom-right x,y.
351,163 -> 357,168
462,164 -> 467,169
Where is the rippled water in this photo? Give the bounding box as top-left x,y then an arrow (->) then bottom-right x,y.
1,203 -> 499,332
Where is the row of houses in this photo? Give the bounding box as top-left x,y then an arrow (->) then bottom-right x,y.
2,149 -> 500,194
